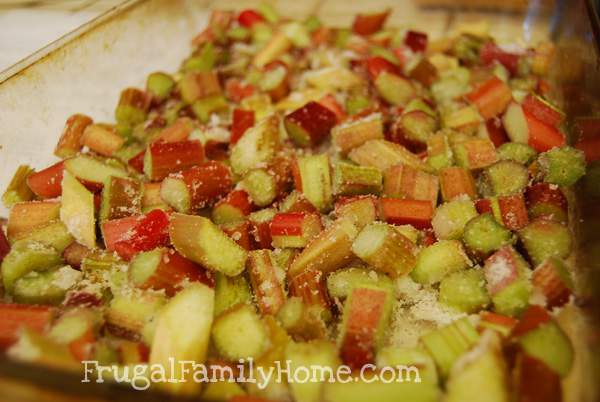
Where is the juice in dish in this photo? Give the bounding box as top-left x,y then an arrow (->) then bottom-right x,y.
0,4 -> 588,401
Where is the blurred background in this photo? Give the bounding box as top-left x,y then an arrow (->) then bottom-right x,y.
0,0 -> 123,71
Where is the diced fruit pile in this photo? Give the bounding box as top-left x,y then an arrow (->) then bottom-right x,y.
0,4 -> 588,402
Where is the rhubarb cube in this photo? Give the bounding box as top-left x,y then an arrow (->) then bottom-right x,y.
284,101 -> 337,147
247,250 -> 286,315
270,212 -> 323,248
383,164 -> 439,206
144,140 -> 204,181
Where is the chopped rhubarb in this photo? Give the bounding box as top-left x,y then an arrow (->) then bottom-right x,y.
54,114 -> 92,158
221,220 -> 253,251
466,77 -> 513,119
212,189 -> 253,225
130,247 -> 214,296
478,311 -> 518,337
484,245 -> 521,296
26,161 -> 64,199
153,117 -> 194,143
0,304 -> 53,348
531,258 -> 572,309
439,167 -> 477,201
484,118 -> 509,147
128,150 -> 146,173
248,208 -> 276,249
160,161 -> 232,213
522,94 -> 565,128
247,250 -> 286,315
514,353 -> 563,402
284,101 -> 337,147
383,164 -> 439,205
288,269 -> 330,312
524,111 -> 566,153
144,139 -> 204,181
366,56 -> 402,80
352,9 -> 390,36
230,108 -> 255,145
270,212 -> 323,248
225,78 -> 255,103
404,30 -> 428,53
379,198 -> 434,229
7,200 -> 60,241
238,9 -> 264,27
497,193 -> 529,230
480,42 -> 520,75
318,94 -> 346,122
80,124 -> 124,157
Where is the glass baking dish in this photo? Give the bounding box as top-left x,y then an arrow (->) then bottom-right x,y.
0,0 -> 598,401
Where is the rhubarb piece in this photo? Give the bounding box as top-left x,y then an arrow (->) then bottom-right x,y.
150,283 -> 214,396
334,195 -> 378,229
288,268 -> 330,311
452,34 -> 485,63
259,61 -> 290,102
409,58 -> 438,87
420,317 -> 479,377
496,193 -> 529,230
452,137 -> 498,170
352,222 -> 416,278
279,190 -> 317,214
318,94 -> 345,122
0,304 -> 53,348
503,102 -> 566,152
80,124 -> 124,157
221,220 -> 253,250
349,139 -> 432,173
277,297 -> 327,340
480,160 -> 529,196
537,146 -> 586,186
62,242 -> 91,268
169,213 -> 248,276
64,155 -> 128,186
252,32 -> 291,68
497,142 -> 537,165
284,101 -> 337,147
426,132 -> 453,171
146,72 -> 175,102
7,200 -> 60,241
439,167 -> 477,201
13,265 -> 81,305
115,87 -> 149,125
99,176 -> 142,222
405,30 -> 427,52
142,182 -> 167,210
107,291 -> 166,342
130,247 -> 213,296
526,182 -> 568,223
432,198 -> 478,240
392,110 -> 437,148
288,218 -> 358,276
60,171 -> 95,249
339,286 -> 392,370
411,240 -> 470,285
531,257 -> 573,309
14,221 -> 73,253
270,212 -> 322,248
444,332 -> 509,402
179,71 -> 221,104
466,77 -> 512,119
104,209 -> 170,260
248,208 -> 277,249
230,115 -> 280,175
379,198 -> 434,229
212,304 -> 268,361
463,213 -> 515,255
1,241 -> 62,292
331,113 -> 384,155
238,9 -> 265,27
522,94 -> 564,127
191,94 -> 228,123
143,139 -> 204,181
513,353 -> 562,402
26,161 -> 64,200
183,42 -> 216,72
518,219 -> 571,266
161,161 -> 232,213
332,161 -> 382,196
327,266 -> 393,299
294,154 -> 333,212
3,165 -> 34,207
48,308 -> 98,361
214,272 -> 252,316
153,117 -> 194,143
231,108 -> 255,145
54,114 -> 93,158
439,269 -> 490,313
484,246 -> 531,316
7,327 -> 78,370
383,164 -> 439,205
212,190 -> 253,225
513,306 -> 573,377
242,168 -> 281,207
366,56 -> 402,80
478,311 -> 517,337
352,9 -> 390,36
247,250 -> 286,315
374,71 -> 415,107
442,106 -> 482,132
481,117 -> 509,147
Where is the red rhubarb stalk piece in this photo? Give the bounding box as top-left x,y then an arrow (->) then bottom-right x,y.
0,304 -> 53,348
525,112 -> 566,152
485,118 -> 509,147
526,183 -> 567,212
366,56 -> 402,80
238,9 -> 265,27
318,94 -> 346,122
498,193 -> 529,231
379,198 -> 434,229
404,30 -> 428,53
466,76 -> 513,119
484,246 -> 520,296
128,150 -> 146,173
225,78 -> 255,103
511,305 -> 552,338
288,269 -> 330,311
230,108 -> 255,145
26,161 -> 64,199
522,94 -> 564,128
144,139 -> 204,181
352,9 -> 391,36
480,42 -> 520,75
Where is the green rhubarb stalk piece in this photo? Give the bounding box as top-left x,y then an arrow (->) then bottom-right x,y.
463,213 -> 515,255
431,198 -> 478,240
60,171 -> 95,249
211,304 -> 268,361
374,71 -> 416,107
332,161 -> 382,196
1,240 -> 63,292
230,115 -> 280,175
537,146 -> 586,186
518,219 -> 572,266
2,165 -> 34,208
296,154 -> 333,212
146,72 -> 175,101
439,269 -> 490,313
13,265 -> 82,305
497,142 -> 537,165
327,266 -> 394,299
214,272 -> 253,317
479,160 -> 529,196
411,239 -> 470,285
